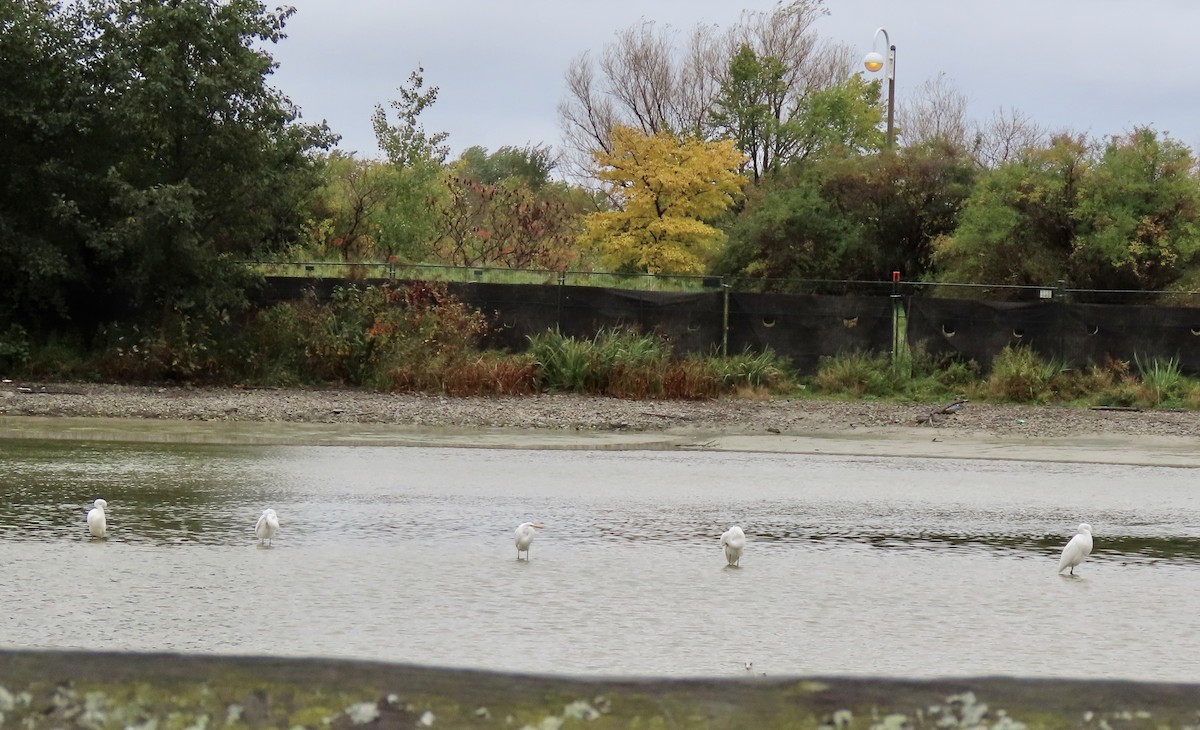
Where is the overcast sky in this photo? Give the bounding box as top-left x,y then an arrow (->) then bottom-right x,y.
267,0 -> 1200,160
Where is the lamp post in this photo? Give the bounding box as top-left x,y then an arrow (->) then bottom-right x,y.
863,27 -> 895,149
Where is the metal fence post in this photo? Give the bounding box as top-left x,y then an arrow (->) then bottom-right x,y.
722,278 -> 730,358
1056,279 -> 1066,365
557,269 -> 566,333
890,271 -> 902,371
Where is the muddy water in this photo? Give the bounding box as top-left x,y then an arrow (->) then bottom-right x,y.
2,438 -> 1198,679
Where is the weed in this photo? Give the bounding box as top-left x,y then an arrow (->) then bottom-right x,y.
983,345 -> 1070,402
711,347 -> 793,391
435,354 -> 538,396
526,330 -> 598,393
813,351 -> 900,397
1134,353 -> 1182,406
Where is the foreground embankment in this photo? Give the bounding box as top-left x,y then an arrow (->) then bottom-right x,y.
1,650 -> 1198,730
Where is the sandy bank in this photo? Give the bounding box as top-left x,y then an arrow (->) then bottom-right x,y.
2,381 -> 1199,466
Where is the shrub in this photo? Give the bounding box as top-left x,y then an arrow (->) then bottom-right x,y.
0,324 -> 31,373
983,345 -> 1069,402
369,282 -> 490,391
1134,354 -> 1182,406
813,351 -> 900,397
236,282 -> 491,391
526,330 -> 598,393
93,310 -> 225,382
662,357 -> 722,400
231,302 -> 313,386
710,347 -> 793,391
527,327 -> 673,396
528,328 -> 774,399
443,353 -> 539,396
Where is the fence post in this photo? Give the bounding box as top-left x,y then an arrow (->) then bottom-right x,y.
556,269 -> 566,333
1056,278 -> 1066,366
890,271 -> 902,371
721,278 -> 730,358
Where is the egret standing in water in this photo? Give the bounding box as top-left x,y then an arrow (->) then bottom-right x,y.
86,499 -> 108,539
721,525 -> 746,567
514,522 -> 543,560
255,508 -> 280,546
1058,523 -> 1093,575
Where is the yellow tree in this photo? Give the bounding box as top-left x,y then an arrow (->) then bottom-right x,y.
582,125 -> 746,274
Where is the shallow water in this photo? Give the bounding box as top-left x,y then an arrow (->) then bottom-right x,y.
2,439 -> 1199,679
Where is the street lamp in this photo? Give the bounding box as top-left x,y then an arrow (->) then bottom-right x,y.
863,27 -> 896,149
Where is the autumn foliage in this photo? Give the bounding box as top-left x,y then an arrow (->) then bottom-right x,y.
434,176 -> 579,270
581,125 -> 746,274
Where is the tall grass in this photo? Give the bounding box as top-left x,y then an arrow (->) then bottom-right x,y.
527,328 -> 677,398
1134,353 -> 1182,406
711,347 -> 791,391
526,330 -> 603,393
982,345 -> 1071,402
526,329 -> 795,399
813,351 -> 905,398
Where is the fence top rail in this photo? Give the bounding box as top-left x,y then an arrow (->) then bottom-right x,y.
242,262 -> 1200,302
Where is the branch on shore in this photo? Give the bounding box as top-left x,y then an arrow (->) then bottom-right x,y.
916,398 -> 969,426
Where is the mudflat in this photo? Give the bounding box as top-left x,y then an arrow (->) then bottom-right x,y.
2,381 -> 1198,466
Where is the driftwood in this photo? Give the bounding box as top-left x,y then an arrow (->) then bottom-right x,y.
916,398 -> 969,425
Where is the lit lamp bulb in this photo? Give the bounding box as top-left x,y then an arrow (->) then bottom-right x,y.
863,51 -> 885,73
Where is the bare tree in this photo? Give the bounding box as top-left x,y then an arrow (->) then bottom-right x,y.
599,23 -> 685,136
727,0 -> 850,106
557,0 -> 852,181
896,72 -> 1046,168
969,106 -> 1047,168
560,54 -> 618,160
896,72 -> 970,150
675,23 -> 727,137
558,22 -> 721,179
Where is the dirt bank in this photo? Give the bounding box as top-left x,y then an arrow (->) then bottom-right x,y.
2,381 -> 1199,466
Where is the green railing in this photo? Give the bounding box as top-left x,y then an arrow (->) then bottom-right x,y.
240,260 -> 1200,305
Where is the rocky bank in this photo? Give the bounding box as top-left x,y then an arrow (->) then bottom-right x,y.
3,380 -> 1199,440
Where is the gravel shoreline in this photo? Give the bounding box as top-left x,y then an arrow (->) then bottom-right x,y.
3,380 -> 1200,440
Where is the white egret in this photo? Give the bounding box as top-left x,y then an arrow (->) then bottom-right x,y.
86,498 -> 107,538
1057,523 -> 1093,575
721,525 -> 746,567
255,508 -> 280,546
514,522 -> 543,560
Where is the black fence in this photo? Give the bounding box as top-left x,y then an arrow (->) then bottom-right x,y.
908,298 -> 1200,374
259,277 -> 1200,375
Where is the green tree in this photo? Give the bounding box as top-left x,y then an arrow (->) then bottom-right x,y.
713,167 -> 863,285
1072,127 -> 1200,290
709,47 -> 882,185
558,1 -> 850,178
453,145 -> 557,191
819,141 -> 976,279
371,66 -> 449,261
708,44 -> 790,183
932,129 -> 1200,292
931,135 -> 1087,287
580,126 -> 746,274
302,153 -> 396,261
0,0 -> 332,340
716,141 -> 974,284
0,0 -> 84,327
372,66 -> 449,168
788,75 -> 885,162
